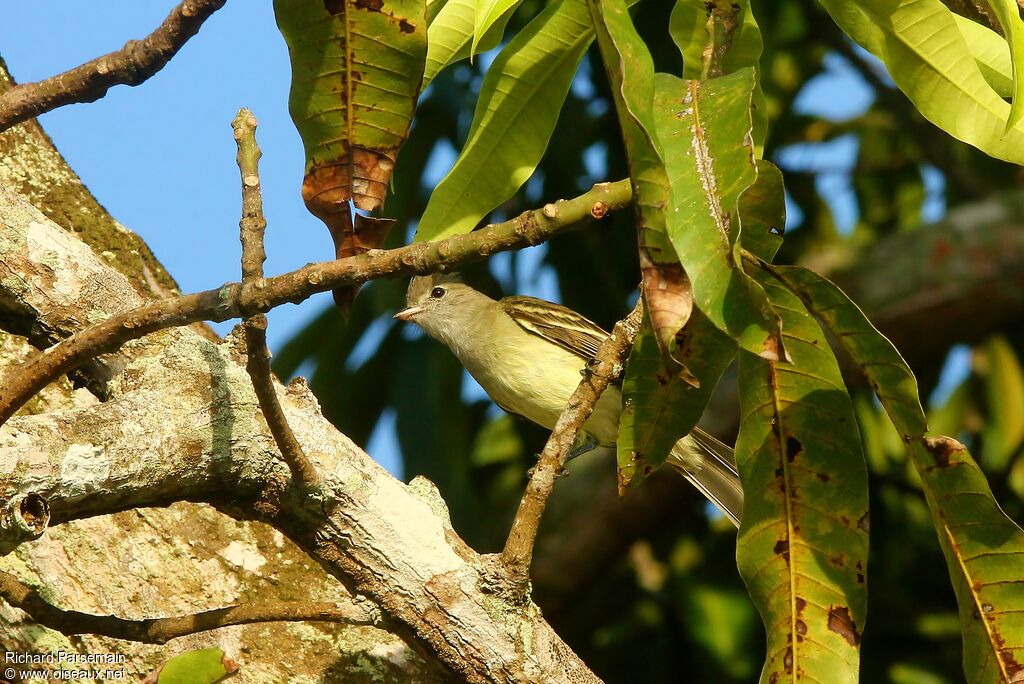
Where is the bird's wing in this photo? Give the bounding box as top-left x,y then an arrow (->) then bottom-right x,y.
500,295 -> 610,361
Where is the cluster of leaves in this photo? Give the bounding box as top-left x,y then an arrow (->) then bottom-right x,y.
271,0 -> 1024,681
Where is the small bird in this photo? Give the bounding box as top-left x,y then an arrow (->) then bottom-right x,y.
394,273 -> 743,526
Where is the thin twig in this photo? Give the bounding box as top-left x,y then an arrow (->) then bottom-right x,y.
0,179 -> 632,427
233,108 -> 321,488
0,0 -> 226,133
500,295 -> 646,583
0,569 -> 377,644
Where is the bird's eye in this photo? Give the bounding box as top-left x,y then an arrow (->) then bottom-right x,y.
430,286 -> 446,299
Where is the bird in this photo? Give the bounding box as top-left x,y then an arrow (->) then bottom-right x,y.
394,272 -> 743,526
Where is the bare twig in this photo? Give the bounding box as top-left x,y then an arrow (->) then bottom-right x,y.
0,569 -> 377,644
233,109 -> 320,487
0,179 -> 632,427
0,0 -> 226,133
500,295 -> 645,583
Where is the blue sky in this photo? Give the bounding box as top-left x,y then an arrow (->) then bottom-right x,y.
0,3 -> 962,475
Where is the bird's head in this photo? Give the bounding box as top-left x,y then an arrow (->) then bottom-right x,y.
393,273 -> 487,342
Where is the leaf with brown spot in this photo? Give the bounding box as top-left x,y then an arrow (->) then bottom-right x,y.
735,273 -> 868,684
774,264 -> 1024,684
827,606 -> 862,647
275,0 -> 426,305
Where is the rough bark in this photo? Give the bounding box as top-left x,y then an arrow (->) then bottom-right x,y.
0,180 -> 597,681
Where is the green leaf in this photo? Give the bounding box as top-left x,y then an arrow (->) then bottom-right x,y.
734,274 -> 869,684
424,0 -> 521,85
587,0 -> 694,351
617,309 -> 736,489
652,70 -> 785,360
980,336 -> 1024,470
157,648 -> 237,684
774,264 -> 1024,684
955,14 -> 1014,98
986,0 -> 1024,129
274,0 -> 427,212
818,7 -> 1014,98
473,0 -> 521,55
415,0 -> 594,241
819,0 -> 1024,164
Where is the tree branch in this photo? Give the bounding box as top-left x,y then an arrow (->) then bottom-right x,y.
0,0 -> 227,133
0,192 -> 601,682
0,569 -> 377,644
0,179 -> 632,427
501,296 -> 645,584
233,108 -> 320,488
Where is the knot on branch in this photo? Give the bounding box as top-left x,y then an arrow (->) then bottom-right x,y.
0,493 -> 50,554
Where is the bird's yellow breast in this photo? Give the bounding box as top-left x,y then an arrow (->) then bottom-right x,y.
459,312 -> 622,445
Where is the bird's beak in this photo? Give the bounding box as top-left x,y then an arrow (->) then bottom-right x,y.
393,305 -> 424,321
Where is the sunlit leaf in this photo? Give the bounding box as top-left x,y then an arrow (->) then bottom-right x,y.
737,159 -> 785,262
275,0 -> 426,213
955,14 -> 1014,98
473,0 -> 522,55
424,0 -> 521,85
819,0 -> 1024,164
734,274 -> 869,684
775,264 -> 1024,684
588,0 -> 693,352
416,0 -> 595,241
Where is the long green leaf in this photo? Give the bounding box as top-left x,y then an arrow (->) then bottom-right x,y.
735,274 -> 869,684
274,0 -> 427,212
775,264 -> 1024,684
416,0 -> 593,241
986,0 -> 1024,129
424,0 -> 521,85
588,0 -> 694,352
820,0 -> 1024,164
653,70 -> 785,360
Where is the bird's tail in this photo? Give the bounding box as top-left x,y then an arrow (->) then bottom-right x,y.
667,428 -> 743,527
